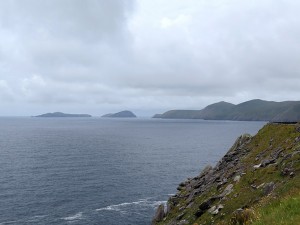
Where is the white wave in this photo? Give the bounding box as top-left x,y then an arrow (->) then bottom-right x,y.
96,199 -> 167,213
62,212 -> 83,221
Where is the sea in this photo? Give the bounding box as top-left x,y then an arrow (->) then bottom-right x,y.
0,117 -> 266,225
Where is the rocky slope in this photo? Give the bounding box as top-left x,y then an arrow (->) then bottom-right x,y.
154,99 -> 300,122
152,122 -> 300,225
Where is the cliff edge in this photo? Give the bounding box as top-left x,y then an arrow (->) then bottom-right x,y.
153,123 -> 300,225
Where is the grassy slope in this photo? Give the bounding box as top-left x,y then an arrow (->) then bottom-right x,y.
157,123 -> 300,225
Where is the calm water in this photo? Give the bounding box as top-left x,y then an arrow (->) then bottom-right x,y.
0,118 -> 265,225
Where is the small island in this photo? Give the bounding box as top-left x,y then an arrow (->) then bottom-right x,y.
35,112 -> 92,118
101,110 -> 137,118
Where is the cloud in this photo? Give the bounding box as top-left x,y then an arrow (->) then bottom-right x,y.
0,0 -> 300,115
160,14 -> 191,29
0,80 -> 15,101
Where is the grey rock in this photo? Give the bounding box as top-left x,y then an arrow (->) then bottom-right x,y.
261,158 -> 276,167
257,183 -> 265,189
220,184 -> 233,197
253,163 -> 261,169
234,175 -> 241,182
176,212 -> 185,221
195,197 -> 216,217
263,182 -> 275,196
281,167 -> 293,176
152,204 -> 165,224
208,204 -> 224,215
296,124 -> 300,132
177,220 -> 189,225
199,165 -> 213,178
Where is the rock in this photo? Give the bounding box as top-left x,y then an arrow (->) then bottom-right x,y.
253,164 -> 261,169
221,184 -> 234,197
292,150 -> 300,157
199,165 -> 213,178
176,212 -> 185,221
208,206 -> 217,214
281,167 -> 293,176
199,199 -> 213,211
296,124 -> 300,132
195,197 -> 217,218
263,182 -> 275,196
152,204 -> 165,224
261,158 -> 276,167
186,202 -> 194,208
194,209 -> 205,217
257,183 -> 265,189
166,202 -> 172,215
208,204 -> 224,215
234,175 -> 241,182
177,220 -> 189,225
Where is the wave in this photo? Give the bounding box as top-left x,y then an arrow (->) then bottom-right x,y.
96,199 -> 167,213
62,212 -> 83,221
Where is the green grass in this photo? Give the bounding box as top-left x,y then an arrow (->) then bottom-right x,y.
252,192 -> 300,225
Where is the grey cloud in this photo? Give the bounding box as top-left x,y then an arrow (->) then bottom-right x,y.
0,0 -> 300,116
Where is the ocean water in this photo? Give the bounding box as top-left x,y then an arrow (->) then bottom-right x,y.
0,118 -> 266,225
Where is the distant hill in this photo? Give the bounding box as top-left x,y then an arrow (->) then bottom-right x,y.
101,110 -> 137,118
154,99 -> 300,122
35,112 -> 92,118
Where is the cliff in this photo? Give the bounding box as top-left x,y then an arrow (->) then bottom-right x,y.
154,100 -> 300,122
153,122 -> 300,225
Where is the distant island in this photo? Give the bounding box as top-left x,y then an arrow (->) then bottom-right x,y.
153,99 -> 300,122
35,112 -> 92,118
101,110 -> 137,118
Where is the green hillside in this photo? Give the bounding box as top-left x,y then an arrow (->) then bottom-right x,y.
155,100 -> 300,122
152,122 -> 300,225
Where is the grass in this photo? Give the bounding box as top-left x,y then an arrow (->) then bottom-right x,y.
252,191 -> 300,225
156,123 -> 300,225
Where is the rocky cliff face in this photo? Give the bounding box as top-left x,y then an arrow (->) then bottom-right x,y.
153,123 -> 300,225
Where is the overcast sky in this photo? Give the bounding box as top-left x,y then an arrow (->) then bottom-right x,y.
0,0 -> 300,116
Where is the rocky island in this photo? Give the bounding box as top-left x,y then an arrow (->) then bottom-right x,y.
153,122 -> 300,225
35,112 -> 92,117
101,110 -> 137,118
154,99 -> 300,122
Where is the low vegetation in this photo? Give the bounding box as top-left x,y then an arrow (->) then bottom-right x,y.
153,123 -> 300,225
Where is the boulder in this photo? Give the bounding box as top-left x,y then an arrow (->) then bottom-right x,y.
263,182 -> 275,196
234,175 -> 241,182
220,184 -> 233,197
208,204 -> 224,215
152,204 -> 165,224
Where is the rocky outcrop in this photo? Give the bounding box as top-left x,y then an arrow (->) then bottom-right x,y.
153,123 -> 300,225
152,204 -> 165,224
